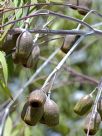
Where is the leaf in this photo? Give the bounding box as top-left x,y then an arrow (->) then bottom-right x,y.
0,51 -> 8,85
25,126 -> 31,136
0,80 -> 13,99
3,117 -> 13,136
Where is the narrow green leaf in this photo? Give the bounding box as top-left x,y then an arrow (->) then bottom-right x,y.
0,80 -> 13,99
0,51 -> 8,85
3,117 -> 13,136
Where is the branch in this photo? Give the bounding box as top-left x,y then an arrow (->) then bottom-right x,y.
1,2 -> 102,19
40,56 -> 98,85
87,79 -> 102,136
0,10 -> 94,31
0,28 -> 92,35
42,36 -> 85,91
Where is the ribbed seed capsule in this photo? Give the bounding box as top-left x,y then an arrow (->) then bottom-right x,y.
78,0 -> 92,15
68,0 -> 78,10
28,89 -> 46,108
24,44 -> 40,68
84,112 -> 101,135
61,35 -> 79,54
97,97 -> 102,119
74,94 -> 94,116
1,33 -> 20,53
40,98 -> 59,127
16,31 -> 33,59
21,102 -> 44,126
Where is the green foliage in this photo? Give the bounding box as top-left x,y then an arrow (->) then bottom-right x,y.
0,51 -> 8,85
4,117 -> 13,136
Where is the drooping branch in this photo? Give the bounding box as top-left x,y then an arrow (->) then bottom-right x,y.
0,28 -> 91,35
0,10 -> 94,31
1,2 -> 102,19
39,56 -> 98,85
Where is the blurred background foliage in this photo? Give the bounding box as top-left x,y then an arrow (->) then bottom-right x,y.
1,0 -> 102,136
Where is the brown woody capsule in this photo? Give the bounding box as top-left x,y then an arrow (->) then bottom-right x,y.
40,98 -> 59,127
97,97 -> 102,119
74,94 -> 94,116
16,31 -> 33,59
28,89 -> 46,108
84,112 -> 101,135
78,0 -> 92,15
23,44 -> 40,68
21,102 -> 44,126
61,35 -> 79,54
68,0 -> 78,10
1,33 -> 20,53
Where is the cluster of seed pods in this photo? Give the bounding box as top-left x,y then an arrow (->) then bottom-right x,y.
1,30 -> 40,68
21,89 -> 59,127
74,93 -> 102,135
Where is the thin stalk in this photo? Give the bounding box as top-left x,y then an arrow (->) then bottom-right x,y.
42,36 -> 85,89
87,79 -> 102,136
1,10 -> 94,31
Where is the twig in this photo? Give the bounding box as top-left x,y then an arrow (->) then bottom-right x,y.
0,28 -> 93,36
0,10 -> 94,31
1,22 -> 102,36
67,67 -> 98,85
87,79 -> 102,136
42,9 -> 94,91
42,36 -> 85,90
76,10 -> 94,30
39,56 -> 98,85
1,2 -> 102,19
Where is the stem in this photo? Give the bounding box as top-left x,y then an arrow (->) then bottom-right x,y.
1,10 -> 94,31
2,2 -> 102,19
0,28 -> 92,35
42,36 -> 85,90
87,79 -> 102,136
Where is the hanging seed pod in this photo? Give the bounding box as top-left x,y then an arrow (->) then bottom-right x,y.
97,96 -> 102,119
68,0 -> 78,10
61,35 -> 80,54
23,44 -> 40,68
1,33 -> 20,53
16,31 -> 33,59
21,102 -> 44,126
84,112 -> 101,135
78,0 -> 92,15
40,98 -> 59,127
74,94 -> 94,116
28,89 -> 46,108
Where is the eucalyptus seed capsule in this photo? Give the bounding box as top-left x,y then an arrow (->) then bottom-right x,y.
24,44 -> 40,68
74,94 -> 94,116
61,35 -> 79,53
40,98 -> 59,127
28,89 -> 46,108
1,33 -> 20,53
78,0 -> 92,15
84,112 -> 101,135
16,31 -> 33,59
21,102 -> 44,126
68,0 -> 78,10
